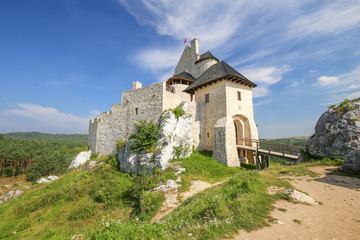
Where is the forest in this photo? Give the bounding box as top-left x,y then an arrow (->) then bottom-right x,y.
0,133 -> 87,182
2,132 -> 88,148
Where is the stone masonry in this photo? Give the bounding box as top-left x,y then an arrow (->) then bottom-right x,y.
89,38 -> 259,167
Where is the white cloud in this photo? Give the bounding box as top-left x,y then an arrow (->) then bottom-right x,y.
133,48 -> 182,71
288,1 -> 360,38
4,104 -> 92,133
317,76 -> 338,86
290,79 -> 304,87
346,91 -> 360,100
309,69 -> 318,73
253,86 -> 269,99
242,65 -> 291,98
348,84 -> 360,90
89,110 -> 101,118
243,66 -> 291,85
254,100 -> 271,107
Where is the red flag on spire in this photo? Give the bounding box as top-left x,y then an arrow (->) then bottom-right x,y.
184,36 -> 187,43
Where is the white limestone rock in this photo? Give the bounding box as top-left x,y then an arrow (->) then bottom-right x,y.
47,175 -> 59,181
118,105 -> 193,173
152,180 -> 181,193
37,175 -> 59,184
37,178 -> 52,183
306,100 -> 360,172
282,189 -> 317,205
69,150 -> 92,169
0,190 -> 24,206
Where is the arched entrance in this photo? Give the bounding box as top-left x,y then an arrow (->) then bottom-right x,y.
234,120 -> 243,145
233,115 -> 254,164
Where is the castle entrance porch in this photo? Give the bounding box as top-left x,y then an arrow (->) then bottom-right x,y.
233,115 -> 254,164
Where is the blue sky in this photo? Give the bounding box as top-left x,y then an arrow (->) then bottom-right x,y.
0,0 -> 359,138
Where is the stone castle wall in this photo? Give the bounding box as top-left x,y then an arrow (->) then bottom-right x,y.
194,81 -> 227,151
89,82 -> 166,155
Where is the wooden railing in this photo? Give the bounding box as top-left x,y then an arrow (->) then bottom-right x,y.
237,138 -> 302,158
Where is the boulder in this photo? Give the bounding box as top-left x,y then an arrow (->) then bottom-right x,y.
0,190 -> 24,206
69,150 -> 92,169
282,189 -> 317,205
119,103 -> 193,173
37,175 -> 59,184
306,100 -> 360,172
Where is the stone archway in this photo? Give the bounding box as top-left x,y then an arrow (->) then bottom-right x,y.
234,120 -> 243,145
233,115 -> 251,146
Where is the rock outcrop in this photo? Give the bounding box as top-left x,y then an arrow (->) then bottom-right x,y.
306,99 -> 360,172
282,189 -> 317,205
69,150 -> 92,169
119,102 -> 193,173
0,190 -> 24,206
37,175 -> 59,184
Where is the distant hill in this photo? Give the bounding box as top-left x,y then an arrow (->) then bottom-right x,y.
1,132 -> 88,147
261,136 -> 308,147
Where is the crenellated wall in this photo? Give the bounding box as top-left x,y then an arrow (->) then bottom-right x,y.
89,82 -> 166,155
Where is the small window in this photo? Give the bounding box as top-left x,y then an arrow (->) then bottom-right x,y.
237,91 -> 241,101
206,132 -> 210,138
135,108 -> 138,115
205,94 -> 210,103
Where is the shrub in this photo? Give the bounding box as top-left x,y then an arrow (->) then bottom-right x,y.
129,121 -> 160,152
107,154 -> 120,170
172,140 -> 190,159
329,98 -> 359,119
171,106 -> 185,120
116,139 -> 126,152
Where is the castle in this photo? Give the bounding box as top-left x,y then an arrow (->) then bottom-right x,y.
89,38 -> 259,166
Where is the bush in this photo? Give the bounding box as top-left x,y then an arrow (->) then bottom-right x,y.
129,121 -> 160,152
171,106 -> 185,120
116,139 -> 126,152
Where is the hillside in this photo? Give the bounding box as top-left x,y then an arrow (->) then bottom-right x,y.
261,136 -> 308,147
0,148 -> 349,239
2,132 -> 88,147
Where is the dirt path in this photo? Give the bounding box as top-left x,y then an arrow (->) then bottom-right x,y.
152,180 -> 224,222
232,166 -> 360,240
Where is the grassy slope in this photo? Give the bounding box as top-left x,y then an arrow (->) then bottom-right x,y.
0,151 -> 341,240
2,132 -> 88,147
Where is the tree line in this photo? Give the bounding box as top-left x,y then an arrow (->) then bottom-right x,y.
0,135 -> 87,182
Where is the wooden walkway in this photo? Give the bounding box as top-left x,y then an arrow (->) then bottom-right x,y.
237,138 -> 302,169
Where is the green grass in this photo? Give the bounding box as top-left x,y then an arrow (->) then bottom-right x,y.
177,151 -> 244,192
0,161 -> 166,239
2,151 -> 346,240
93,171 -> 291,240
265,158 -> 344,178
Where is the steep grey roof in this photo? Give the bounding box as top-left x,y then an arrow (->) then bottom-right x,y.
184,61 -> 257,93
195,51 -> 219,64
170,71 -> 196,81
